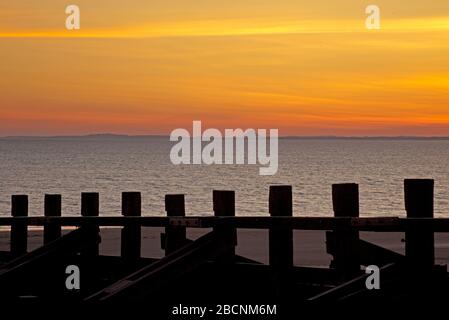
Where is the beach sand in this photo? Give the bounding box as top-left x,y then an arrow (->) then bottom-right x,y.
1,228 -> 449,267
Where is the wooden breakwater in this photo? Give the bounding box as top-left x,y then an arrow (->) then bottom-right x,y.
0,179 -> 448,304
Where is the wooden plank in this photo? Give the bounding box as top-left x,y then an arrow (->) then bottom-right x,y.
164,194 -> 186,255
331,183 -> 360,279
308,263 -> 399,301
1,216 -> 449,232
81,192 -> 100,257
327,232 -> 405,266
269,185 -> 293,267
404,179 -> 435,269
162,235 -> 263,264
121,192 -> 142,260
0,228 -> 97,285
11,195 -> 28,256
213,190 -> 236,261
85,230 -> 235,301
44,194 -> 62,244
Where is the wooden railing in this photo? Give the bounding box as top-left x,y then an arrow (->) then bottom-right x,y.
0,179 -> 447,301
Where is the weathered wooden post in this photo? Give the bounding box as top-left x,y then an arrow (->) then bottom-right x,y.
213,190 -> 236,261
81,192 -> 100,256
404,179 -> 434,269
11,195 -> 28,256
331,183 -> 360,278
165,194 -> 186,255
44,194 -> 62,244
269,185 -> 293,267
121,192 -> 141,259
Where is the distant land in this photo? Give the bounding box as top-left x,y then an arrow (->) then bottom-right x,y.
1,133 -> 449,140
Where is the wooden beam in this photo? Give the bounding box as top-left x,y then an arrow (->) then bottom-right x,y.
331,183 -> 360,279
11,195 -> 28,256
404,179 -> 434,269
85,230 -> 235,301
1,216 -> 449,232
0,228 -> 98,294
44,194 -> 61,244
327,232 -> 405,266
81,192 -> 100,257
213,190 -> 236,261
121,192 -> 141,260
269,185 -> 293,267
164,195 -> 186,255
308,263 -> 399,301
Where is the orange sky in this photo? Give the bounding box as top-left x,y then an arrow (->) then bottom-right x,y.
1,0 -> 449,136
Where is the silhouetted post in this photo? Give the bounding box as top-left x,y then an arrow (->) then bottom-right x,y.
404,179 -> 434,269
81,192 -> 100,256
44,194 -> 62,244
165,194 -> 186,255
11,195 -> 28,256
213,190 -> 236,261
331,183 -> 360,278
121,192 -> 141,259
269,185 -> 293,267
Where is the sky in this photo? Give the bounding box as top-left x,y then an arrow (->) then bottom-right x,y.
1,0 -> 449,136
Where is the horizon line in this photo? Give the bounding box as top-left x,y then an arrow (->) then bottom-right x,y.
2,133 -> 449,140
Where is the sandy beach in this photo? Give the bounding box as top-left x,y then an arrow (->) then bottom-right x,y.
1,228 -> 449,267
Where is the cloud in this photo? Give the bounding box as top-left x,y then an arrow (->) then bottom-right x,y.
1,16 -> 449,38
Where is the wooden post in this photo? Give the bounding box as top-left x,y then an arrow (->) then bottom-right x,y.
11,195 -> 28,256
81,192 -> 100,256
404,179 -> 434,269
165,194 -> 186,255
269,185 -> 293,267
331,183 -> 360,278
44,194 -> 62,244
121,192 -> 141,259
213,190 -> 236,261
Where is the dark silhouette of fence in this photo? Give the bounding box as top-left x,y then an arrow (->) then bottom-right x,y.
0,179 -> 448,304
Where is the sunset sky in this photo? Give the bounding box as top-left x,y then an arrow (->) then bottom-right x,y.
1,0 -> 449,136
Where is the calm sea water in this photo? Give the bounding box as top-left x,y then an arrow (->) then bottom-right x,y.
1,137 -> 449,218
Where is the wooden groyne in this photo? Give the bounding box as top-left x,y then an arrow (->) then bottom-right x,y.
0,179 -> 448,304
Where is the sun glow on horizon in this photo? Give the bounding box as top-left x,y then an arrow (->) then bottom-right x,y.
1,16 -> 449,38
1,0 -> 449,136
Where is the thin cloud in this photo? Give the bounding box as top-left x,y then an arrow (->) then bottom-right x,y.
1,17 -> 449,38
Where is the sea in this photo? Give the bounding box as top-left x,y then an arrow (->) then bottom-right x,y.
1,136 -> 449,218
